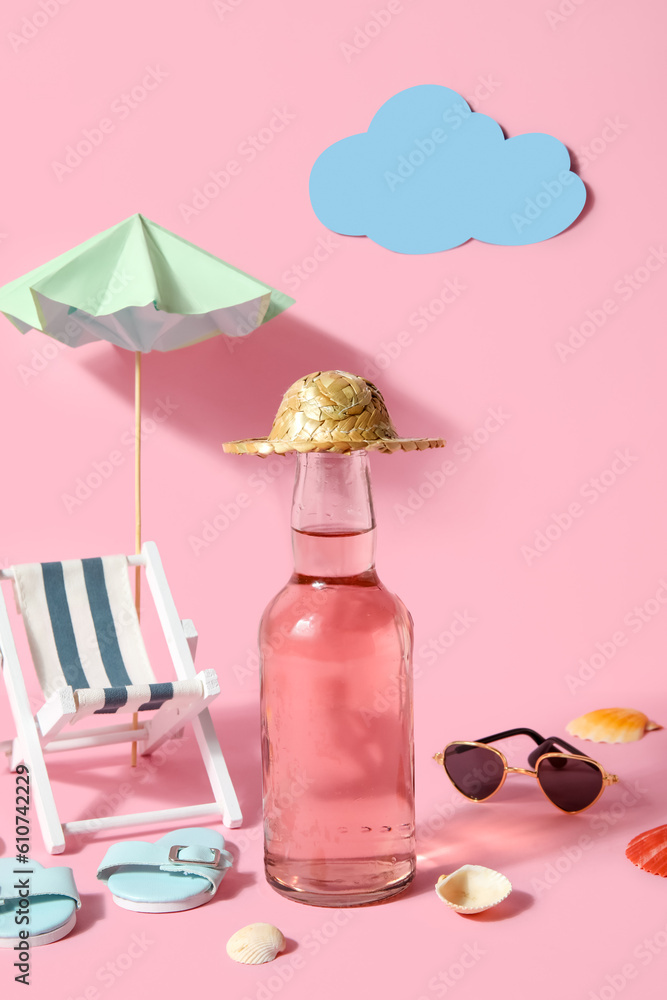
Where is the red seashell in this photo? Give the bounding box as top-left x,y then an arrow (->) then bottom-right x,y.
625,824 -> 667,877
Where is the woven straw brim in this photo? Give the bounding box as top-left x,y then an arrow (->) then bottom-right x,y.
223,436 -> 445,455
222,370 -> 444,456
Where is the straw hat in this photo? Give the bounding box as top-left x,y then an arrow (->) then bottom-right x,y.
223,370 -> 445,456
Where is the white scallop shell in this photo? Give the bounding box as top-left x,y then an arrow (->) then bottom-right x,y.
435,865 -> 512,915
226,923 -> 286,965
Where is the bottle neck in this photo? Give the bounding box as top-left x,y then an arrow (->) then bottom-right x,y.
291,451 -> 376,578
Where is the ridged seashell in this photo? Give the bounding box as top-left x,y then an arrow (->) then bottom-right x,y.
626,825 -> 667,877
566,708 -> 662,744
226,923 -> 286,965
435,865 -> 512,915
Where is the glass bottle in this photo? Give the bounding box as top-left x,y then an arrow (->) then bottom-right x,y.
259,449 -> 415,906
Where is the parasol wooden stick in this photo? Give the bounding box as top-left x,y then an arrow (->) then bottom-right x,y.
131,350 -> 142,767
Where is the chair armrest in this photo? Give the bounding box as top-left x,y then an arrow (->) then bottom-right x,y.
196,669 -> 220,699
37,687 -> 77,738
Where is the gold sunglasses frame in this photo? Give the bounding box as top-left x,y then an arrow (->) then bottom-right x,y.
433,741 -> 619,814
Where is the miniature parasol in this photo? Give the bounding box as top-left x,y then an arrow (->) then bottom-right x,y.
0,212 -> 294,761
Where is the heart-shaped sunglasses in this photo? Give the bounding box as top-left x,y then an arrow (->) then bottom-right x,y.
434,727 -> 619,813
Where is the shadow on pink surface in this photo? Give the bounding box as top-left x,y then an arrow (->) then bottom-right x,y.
39,701 -> 261,855
466,889 -> 533,921
405,862 -> 534,919
68,892 -> 106,936
560,150 -> 595,228
79,313 -> 454,469
415,774 -> 653,888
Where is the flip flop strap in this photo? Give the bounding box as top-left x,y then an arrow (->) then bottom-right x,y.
0,867 -> 80,908
97,841 -> 233,893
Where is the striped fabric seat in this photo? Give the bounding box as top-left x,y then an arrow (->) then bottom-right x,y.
12,555 -> 203,717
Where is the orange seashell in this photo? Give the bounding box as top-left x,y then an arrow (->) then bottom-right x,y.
626,825 -> 667,877
566,708 -> 662,744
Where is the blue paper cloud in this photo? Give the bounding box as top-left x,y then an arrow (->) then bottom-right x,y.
309,86 -> 586,253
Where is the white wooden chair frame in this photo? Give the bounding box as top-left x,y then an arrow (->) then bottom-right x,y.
0,541 -> 242,854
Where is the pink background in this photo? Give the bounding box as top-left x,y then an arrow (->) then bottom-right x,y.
1,0 -> 666,996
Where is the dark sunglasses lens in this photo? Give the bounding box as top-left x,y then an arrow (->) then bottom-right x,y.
537,756 -> 604,812
443,744 -> 505,800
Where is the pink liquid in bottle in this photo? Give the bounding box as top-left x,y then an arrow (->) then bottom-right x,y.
260,450 -> 415,905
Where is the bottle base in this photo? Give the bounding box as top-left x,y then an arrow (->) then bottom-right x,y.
264,857 -> 415,907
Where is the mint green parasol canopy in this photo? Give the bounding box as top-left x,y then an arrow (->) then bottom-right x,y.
0,212 -> 293,351
0,212 -> 294,764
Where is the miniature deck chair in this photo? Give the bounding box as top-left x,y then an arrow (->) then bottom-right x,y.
0,541 -> 241,853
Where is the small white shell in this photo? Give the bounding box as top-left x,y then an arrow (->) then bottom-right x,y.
226,923 -> 286,965
435,865 -> 512,915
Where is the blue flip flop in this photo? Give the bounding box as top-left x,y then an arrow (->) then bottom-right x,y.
0,859 -> 80,947
96,827 -> 233,912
